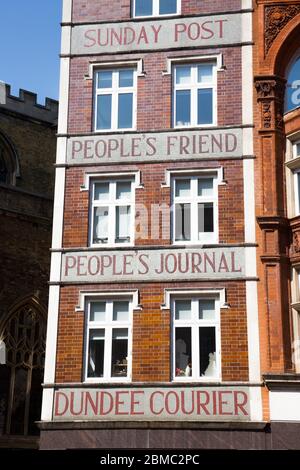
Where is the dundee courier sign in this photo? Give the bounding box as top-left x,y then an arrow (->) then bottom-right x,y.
61,248 -> 245,283
71,14 -> 242,55
53,386 -> 250,422
67,128 -> 243,165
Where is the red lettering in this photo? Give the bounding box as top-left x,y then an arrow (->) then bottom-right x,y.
218,391 -> 233,416
65,256 -> 76,276
99,392 -> 114,415
201,21 -> 214,39
196,391 -> 210,415
84,29 -> 96,48
165,391 -> 180,415
150,391 -> 164,415
77,255 -> 87,276
54,392 -> 69,417
138,254 -> 149,275
234,391 -> 248,416
130,391 -> 145,415
71,140 -> 83,159
174,23 -> 186,42
115,391 -> 129,415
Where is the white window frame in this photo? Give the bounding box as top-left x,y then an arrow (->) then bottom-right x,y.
291,268 -> 300,373
171,173 -> 219,245
173,62 -> 217,128
133,0 -> 181,18
89,177 -> 136,248
84,297 -> 133,383
171,296 -> 221,383
294,168 -> 300,216
94,68 -> 137,132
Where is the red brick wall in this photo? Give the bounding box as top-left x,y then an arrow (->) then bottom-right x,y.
55,282 -> 249,383
56,0 -> 249,389
71,1 -> 242,23
62,160 -> 244,248
67,48 -> 242,134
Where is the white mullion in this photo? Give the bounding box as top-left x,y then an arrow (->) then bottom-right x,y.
213,177 -> 219,242
153,0 -> 159,16
85,303 -> 91,380
192,66 -> 198,126
294,170 -> 300,216
112,70 -> 119,130
191,178 -> 198,243
216,300 -> 221,379
110,181 -> 117,244
104,301 -> 113,379
191,299 -> 199,380
130,182 -> 135,244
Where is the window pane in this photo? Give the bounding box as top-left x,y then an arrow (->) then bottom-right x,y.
175,327 -> 192,377
175,300 -> 191,320
90,302 -> 106,322
116,181 -> 132,200
119,70 -> 134,87
175,67 -> 191,85
135,0 -> 152,16
285,56 -> 300,112
113,301 -> 129,321
116,206 -> 131,243
111,329 -> 128,377
199,327 -> 217,377
198,203 -> 214,234
199,300 -> 216,320
118,93 -> 133,129
197,64 -> 213,83
198,178 -> 214,197
160,0 -> 177,14
175,179 -> 190,197
197,88 -> 213,125
94,182 -> 109,201
96,94 -> 112,129
175,203 -> 191,241
93,207 -> 109,243
88,329 -> 105,378
97,71 -> 112,88
176,90 -> 191,126
296,143 -> 300,156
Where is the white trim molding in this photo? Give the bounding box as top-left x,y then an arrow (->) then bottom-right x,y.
161,167 -> 225,188
162,54 -> 224,76
75,290 -> 142,312
84,59 -> 145,81
62,0 -> 73,23
80,170 -> 143,192
161,288 -> 228,310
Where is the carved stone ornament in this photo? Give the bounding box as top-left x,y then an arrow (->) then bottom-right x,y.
293,231 -> 300,253
255,77 -> 286,130
265,4 -> 300,54
255,80 -> 277,99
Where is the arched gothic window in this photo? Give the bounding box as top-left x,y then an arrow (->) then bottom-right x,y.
0,131 -> 19,185
286,56 -> 300,112
0,149 -> 8,183
0,298 -> 46,437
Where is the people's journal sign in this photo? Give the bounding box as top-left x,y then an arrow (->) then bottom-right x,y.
61,247 -> 245,283
70,14 -> 243,55
53,386 -> 250,422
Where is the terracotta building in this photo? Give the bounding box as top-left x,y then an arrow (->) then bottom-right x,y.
39,0 -> 300,449
253,0 -> 300,437
0,83 -> 57,447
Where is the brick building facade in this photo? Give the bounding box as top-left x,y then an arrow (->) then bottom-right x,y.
0,83 -> 57,447
39,0 -> 300,449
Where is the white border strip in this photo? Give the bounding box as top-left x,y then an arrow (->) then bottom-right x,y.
41,0 -> 72,422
